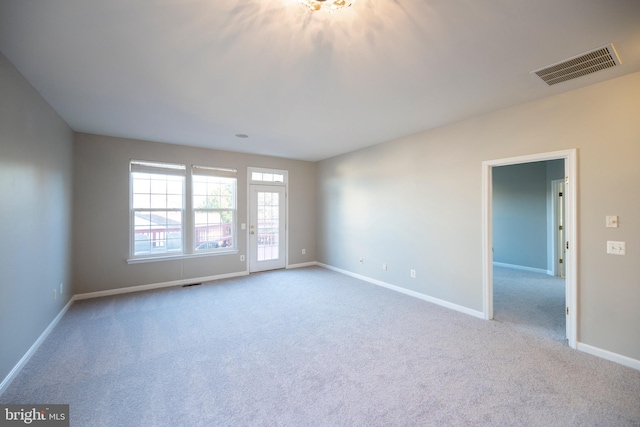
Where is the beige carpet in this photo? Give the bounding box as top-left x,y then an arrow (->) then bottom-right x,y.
2,266 -> 639,426
493,265 -> 566,342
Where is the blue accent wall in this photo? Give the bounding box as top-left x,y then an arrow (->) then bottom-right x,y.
492,160 -> 563,271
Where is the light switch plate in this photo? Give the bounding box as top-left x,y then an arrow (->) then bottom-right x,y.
606,241 -> 626,255
606,215 -> 618,228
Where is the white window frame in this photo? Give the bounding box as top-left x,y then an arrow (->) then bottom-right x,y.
128,161 -> 239,264
192,165 -> 238,254
247,167 -> 289,269
249,167 -> 287,186
129,160 -> 186,260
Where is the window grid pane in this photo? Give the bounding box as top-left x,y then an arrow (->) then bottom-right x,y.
131,170 -> 184,257
133,210 -> 183,255
193,175 -> 236,251
131,164 -> 236,257
257,191 -> 280,262
251,172 -> 284,183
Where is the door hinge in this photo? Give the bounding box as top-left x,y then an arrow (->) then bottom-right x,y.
559,192 -> 563,197
559,225 -> 563,230
565,176 -> 569,184
559,259 -> 563,264
566,307 -> 569,315
566,241 -> 569,250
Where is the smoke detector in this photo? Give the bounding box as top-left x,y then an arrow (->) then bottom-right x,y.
532,44 -> 621,86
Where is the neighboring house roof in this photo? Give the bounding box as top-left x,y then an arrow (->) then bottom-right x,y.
134,212 -> 181,227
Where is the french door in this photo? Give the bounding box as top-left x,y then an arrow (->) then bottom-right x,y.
249,185 -> 286,272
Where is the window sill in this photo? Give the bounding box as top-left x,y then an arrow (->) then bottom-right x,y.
127,250 -> 239,264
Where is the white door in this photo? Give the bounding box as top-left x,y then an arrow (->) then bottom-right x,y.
249,185 -> 286,272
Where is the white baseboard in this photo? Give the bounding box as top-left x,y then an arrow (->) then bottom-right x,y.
74,271 -> 250,300
577,342 -> 640,371
1,271 -> 253,395
287,261 -> 319,270
318,263 -> 484,319
493,262 -> 553,276
0,297 -> 74,395
318,263 -> 639,371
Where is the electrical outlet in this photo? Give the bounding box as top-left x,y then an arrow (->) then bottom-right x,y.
410,269 -> 416,278
240,255 -> 245,262
605,215 -> 619,228
383,263 -> 388,270
302,248 -> 306,255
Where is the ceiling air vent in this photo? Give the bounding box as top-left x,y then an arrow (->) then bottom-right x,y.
532,43 -> 621,86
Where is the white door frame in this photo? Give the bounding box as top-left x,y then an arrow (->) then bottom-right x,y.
247,167 -> 289,273
551,179 -> 566,278
249,185 -> 286,272
482,149 -> 577,348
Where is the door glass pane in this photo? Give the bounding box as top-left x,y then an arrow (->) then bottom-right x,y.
257,191 -> 279,261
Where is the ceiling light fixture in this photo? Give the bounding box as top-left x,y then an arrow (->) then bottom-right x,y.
298,0 -> 352,13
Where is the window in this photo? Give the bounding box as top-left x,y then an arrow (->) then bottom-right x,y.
130,162 -> 237,260
251,171 -> 284,183
192,166 -> 237,252
130,161 -> 185,257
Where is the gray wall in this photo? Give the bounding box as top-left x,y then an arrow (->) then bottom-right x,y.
317,71 -> 640,361
492,160 -> 563,271
0,53 -> 74,383
73,133 -> 317,294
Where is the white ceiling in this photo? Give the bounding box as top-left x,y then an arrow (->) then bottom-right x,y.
1,0 -> 640,161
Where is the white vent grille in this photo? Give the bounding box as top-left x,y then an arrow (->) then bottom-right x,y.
532,44 -> 621,86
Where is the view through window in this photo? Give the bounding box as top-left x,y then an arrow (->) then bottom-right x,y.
130,161 -> 237,258
193,172 -> 236,252
131,161 -> 185,257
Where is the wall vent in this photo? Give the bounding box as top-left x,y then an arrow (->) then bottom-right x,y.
182,283 -> 202,288
532,44 -> 621,86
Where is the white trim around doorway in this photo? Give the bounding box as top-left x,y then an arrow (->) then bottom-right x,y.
482,149 -> 577,349
247,167 -> 289,272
